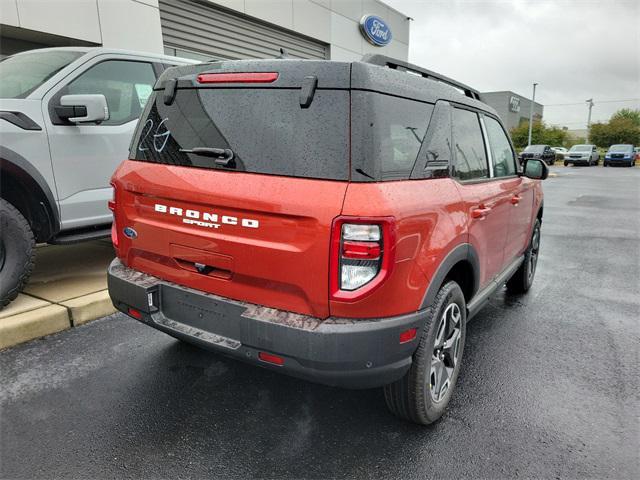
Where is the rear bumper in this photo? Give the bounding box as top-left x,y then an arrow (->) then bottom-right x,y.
107,259 -> 422,389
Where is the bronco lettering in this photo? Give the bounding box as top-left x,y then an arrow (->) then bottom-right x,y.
154,203 -> 259,229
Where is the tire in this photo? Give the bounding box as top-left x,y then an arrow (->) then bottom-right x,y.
604,162 -> 608,167
506,218 -> 541,294
0,198 -> 36,309
384,281 -> 466,425
564,160 -> 569,167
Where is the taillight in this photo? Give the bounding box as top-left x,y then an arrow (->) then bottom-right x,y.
108,182 -> 118,248
330,217 -> 395,302
197,72 -> 279,84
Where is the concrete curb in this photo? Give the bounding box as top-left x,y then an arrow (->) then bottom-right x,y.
61,290 -> 116,326
0,304 -> 71,350
0,289 -> 116,350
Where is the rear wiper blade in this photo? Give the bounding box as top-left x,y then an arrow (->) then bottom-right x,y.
179,147 -> 235,167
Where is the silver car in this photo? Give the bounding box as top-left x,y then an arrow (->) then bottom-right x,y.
563,144 -> 600,166
0,47 -> 198,308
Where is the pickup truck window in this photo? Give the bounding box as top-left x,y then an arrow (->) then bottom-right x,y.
63,60 -> 156,125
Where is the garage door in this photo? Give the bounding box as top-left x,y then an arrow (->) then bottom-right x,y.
159,0 -> 328,61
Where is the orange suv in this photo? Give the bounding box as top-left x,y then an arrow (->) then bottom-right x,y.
108,55 -> 548,425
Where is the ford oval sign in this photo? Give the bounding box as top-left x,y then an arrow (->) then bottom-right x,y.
360,15 -> 392,47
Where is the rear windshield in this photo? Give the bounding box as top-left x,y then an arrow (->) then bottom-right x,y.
131,88 -> 350,180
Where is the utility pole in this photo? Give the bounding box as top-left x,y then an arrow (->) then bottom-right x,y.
585,99 -> 594,142
527,82 -> 538,146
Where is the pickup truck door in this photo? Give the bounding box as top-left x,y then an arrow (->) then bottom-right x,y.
42,55 -> 159,231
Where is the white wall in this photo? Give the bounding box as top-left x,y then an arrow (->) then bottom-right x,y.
206,0 -> 410,61
0,0 -> 409,60
0,0 -> 164,54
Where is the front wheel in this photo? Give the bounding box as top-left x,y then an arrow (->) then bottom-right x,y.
0,198 -> 36,309
506,218 -> 541,294
564,160 -> 569,167
384,281 -> 466,425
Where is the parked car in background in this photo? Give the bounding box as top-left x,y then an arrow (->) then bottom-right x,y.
634,147 -> 640,161
604,144 -> 636,167
550,146 -> 567,159
564,144 -> 600,166
519,144 -> 556,165
108,54 -> 548,425
0,47 -> 198,308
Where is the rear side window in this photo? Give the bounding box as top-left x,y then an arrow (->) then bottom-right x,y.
484,116 -> 517,177
132,88 -> 350,180
452,108 -> 488,181
351,91 -> 433,181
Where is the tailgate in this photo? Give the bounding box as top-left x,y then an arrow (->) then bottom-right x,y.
113,161 -> 347,318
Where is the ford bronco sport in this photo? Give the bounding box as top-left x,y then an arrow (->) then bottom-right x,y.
0,47 -> 196,308
107,55 -> 548,425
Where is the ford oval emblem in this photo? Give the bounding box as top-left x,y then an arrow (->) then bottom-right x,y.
360,15 -> 392,47
123,227 -> 137,239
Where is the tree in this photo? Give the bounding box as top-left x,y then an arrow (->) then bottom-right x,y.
509,121 -> 568,150
610,108 -> 640,127
588,109 -> 640,147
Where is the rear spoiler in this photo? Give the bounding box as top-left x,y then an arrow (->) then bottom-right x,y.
361,54 -> 481,101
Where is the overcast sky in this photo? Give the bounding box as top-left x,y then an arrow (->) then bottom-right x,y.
384,0 -> 639,130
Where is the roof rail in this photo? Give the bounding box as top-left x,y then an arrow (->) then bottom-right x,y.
361,54 -> 481,101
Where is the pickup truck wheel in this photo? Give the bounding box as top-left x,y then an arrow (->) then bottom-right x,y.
506,218 -> 541,294
384,281 -> 466,425
0,198 -> 36,309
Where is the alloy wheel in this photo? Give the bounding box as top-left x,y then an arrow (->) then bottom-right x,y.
528,225 -> 540,281
430,302 -> 462,403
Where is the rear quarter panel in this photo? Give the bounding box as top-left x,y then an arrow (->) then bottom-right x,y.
334,178 -> 467,318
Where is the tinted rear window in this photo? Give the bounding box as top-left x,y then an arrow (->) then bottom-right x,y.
131,88 -> 350,180
351,91 -> 433,181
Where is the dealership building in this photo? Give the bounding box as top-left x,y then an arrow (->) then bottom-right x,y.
481,91 -> 544,131
0,0 -> 410,62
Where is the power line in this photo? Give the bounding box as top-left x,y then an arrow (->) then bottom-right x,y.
545,98 -> 640,107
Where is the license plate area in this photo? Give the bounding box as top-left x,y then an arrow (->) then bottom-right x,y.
160,284 -> 245,342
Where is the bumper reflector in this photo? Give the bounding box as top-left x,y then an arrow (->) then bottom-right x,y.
128,307 -> 142,320
258,351 -> 284,366
399,327 -> 417,344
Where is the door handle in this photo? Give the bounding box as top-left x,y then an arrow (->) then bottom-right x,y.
471,206 -> 492,219
511,195 -> 522,205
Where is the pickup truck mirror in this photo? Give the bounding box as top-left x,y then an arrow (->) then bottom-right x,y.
522,158 -> 549,180
55,94 -> 109,124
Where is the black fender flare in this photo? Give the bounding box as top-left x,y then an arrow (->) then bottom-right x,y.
419,243 -> 480,310
0,147 -> 60,241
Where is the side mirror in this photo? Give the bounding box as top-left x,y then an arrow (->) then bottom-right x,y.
522,158 -> 548,180
55,94 -> 109,123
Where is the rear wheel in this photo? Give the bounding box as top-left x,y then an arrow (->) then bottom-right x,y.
384,281 -> 466,425
506,218 -> 541,294
0,198 -> 36,309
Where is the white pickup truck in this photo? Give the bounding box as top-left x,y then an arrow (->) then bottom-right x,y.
0,47 -> 197,308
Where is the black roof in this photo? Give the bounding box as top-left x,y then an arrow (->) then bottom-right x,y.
155,55 -> 497,116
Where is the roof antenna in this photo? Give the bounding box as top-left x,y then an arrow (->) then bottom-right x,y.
276,47 -> 290,59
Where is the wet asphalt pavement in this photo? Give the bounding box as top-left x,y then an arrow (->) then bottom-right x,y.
1,166 -> 639,479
